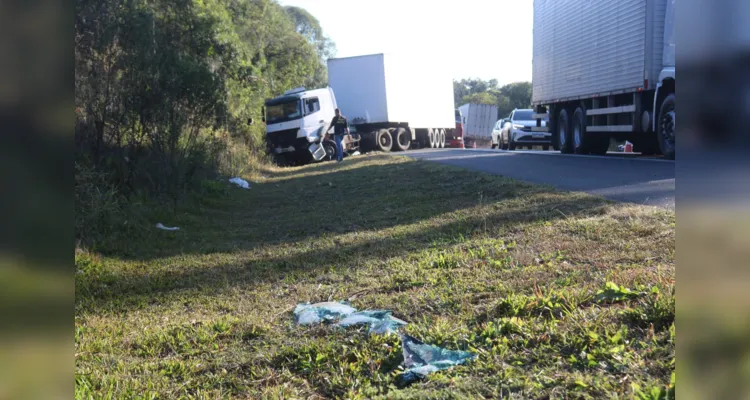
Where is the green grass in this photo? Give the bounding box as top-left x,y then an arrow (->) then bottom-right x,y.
75,154 -> 675,399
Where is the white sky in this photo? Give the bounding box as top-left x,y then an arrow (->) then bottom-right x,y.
277,0 -> 533,85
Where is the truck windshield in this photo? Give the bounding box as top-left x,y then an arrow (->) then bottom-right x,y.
266,100 -> 302,124
455,110 -> 462,124
513,110 -> 534,121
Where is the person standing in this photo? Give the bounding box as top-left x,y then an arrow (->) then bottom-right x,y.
329,108 -> 349,162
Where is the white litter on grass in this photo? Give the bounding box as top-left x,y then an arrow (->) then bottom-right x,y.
351,151 -> 361,156
156,223 -> 180,231
229,177 -> 251,189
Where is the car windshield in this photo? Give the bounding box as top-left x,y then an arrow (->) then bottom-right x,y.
266,100 -> 302,124
512,110 -> 534,121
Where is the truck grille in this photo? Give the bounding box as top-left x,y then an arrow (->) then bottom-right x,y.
267,128 -> 299,148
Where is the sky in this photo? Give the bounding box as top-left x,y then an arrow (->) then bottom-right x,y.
277,0 -> 533,85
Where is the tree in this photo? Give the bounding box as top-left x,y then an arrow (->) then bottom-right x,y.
453,78 -> 532,119
75,0 -> 337,236
461,92 -> 496,105
285,6 -> 337,88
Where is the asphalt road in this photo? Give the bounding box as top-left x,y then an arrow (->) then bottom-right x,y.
402,148 -> 675,210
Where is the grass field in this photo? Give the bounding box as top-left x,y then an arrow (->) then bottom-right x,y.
75,154 -> 675,399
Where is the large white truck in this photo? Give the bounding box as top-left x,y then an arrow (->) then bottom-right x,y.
458,103 -> 498,146
531,0 -> 676,159
262,53 -> 456,164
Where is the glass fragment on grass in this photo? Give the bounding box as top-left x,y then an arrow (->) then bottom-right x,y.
398,334 -> 476,385
335,310 -> 408,335
293,301 -> 357,325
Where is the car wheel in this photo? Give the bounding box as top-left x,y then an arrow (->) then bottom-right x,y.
657,94 -> 675,160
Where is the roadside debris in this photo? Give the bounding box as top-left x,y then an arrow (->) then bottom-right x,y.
155,223 -> 180,231
294,301 -> 357,325
351,151 -> 361,156
229,177 -> 251,189
336,310 -> 408,335
399,334 -> 476,385
291,301 -> 475,384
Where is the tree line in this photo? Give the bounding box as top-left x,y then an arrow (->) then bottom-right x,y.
75,0 -> 334,242
453,79 -> 532,120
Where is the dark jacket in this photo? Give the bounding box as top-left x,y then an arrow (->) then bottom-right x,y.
330,115 -> 349,136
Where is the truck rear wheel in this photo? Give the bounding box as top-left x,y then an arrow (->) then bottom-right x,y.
428,129 -> 436,148
438,129 -> 446,148
557,108 -> 573,154
393,128 -> 411,151
375,129 -> 393,152
657,94 -> 675,160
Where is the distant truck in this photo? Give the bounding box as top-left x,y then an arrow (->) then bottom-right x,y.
262,53 -> 457,164
458,103 -> 498,147
531,0 -> 676,159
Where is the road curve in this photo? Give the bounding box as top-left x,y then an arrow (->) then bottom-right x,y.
401,148 -> 675,210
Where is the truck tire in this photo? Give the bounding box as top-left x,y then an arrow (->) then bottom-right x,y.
428,129 -> 436,148
322,140 -> 337,161
657,94 -> 675,160
571,107 -> 586,154
393,127 -> 411,151
557,108 -> 573,154
375,129 -> 393,152
438,129 -> 446,148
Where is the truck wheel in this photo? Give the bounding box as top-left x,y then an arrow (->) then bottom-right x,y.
322,140 -> 337,161
557,108 -> 573,153
376,129 -> 393,152
428,129 -> 436,148
393,128 -> 411,151
572,107 -> 589,154
439,129 -> 446,148
657,94 -> 675,160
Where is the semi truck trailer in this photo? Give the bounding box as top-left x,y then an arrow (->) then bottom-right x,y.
458,103 -> 498,147
531,0 -> 676,159
262,53 -> 457,164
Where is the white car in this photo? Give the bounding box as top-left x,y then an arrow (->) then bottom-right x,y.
492,109 -> 551,150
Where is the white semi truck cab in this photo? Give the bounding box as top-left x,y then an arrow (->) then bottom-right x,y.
263,53 -> 457,166
263,86 -> 342,164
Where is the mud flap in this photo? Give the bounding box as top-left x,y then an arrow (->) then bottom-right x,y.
309,143 -> 327,161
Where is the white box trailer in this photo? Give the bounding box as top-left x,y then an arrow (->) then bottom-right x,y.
457,103 -> 498,139
261,53 -> 459,165
328,53 -> 457,151
531,0 -> 676,159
